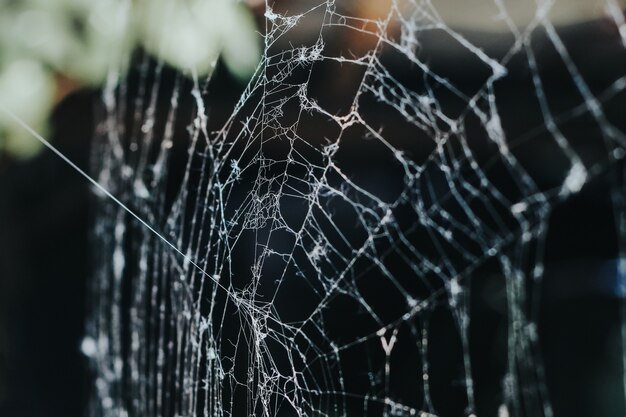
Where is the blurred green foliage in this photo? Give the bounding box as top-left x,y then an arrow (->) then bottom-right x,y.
0,0 -> 260,159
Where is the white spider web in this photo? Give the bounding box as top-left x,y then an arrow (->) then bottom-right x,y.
84,1 -> 626,416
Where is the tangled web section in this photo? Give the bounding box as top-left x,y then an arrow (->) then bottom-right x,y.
86,1 -> 626,416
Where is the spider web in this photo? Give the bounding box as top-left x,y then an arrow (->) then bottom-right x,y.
85,1 -> 626,416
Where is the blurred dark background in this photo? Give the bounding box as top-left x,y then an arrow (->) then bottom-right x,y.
0,88 -> 94,416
